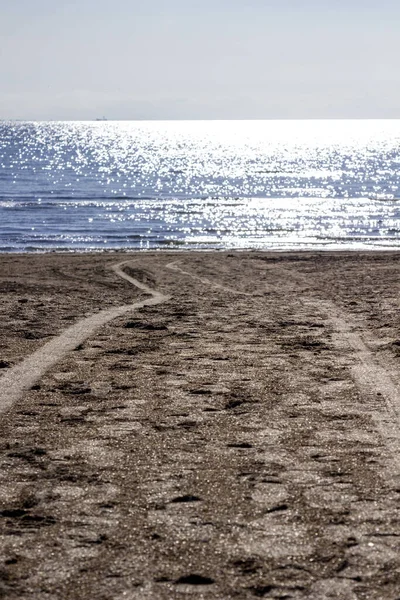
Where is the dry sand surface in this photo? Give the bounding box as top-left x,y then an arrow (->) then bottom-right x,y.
1,251 -> 400,599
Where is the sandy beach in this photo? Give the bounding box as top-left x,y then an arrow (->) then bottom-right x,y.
1,250 -> 400,599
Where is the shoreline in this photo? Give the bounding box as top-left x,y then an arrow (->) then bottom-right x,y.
2,245 -> 400,254
1,250 -> 400,598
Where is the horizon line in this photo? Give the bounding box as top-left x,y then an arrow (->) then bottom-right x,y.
2,117 -> 400,123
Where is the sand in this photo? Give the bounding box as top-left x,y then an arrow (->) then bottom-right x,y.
1,250 -> 400,599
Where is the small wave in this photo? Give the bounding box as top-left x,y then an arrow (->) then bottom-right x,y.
372,196 -> 400,202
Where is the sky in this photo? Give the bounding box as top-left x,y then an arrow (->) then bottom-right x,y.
0,0 -> 399,120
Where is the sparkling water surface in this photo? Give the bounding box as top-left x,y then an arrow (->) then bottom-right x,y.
1,120 -> 400,251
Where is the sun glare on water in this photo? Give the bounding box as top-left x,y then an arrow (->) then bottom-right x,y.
1,119 -> 400,250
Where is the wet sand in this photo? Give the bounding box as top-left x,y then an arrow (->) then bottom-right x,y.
1,251 -> 400,599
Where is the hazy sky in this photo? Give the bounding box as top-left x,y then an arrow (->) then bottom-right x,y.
0,0 -> 399,119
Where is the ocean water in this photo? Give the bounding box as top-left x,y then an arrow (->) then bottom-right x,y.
1,119 -> 400,252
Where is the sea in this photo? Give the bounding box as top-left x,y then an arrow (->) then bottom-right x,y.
1,119 -> 400,252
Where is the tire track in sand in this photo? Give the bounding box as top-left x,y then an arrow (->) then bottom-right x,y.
263,261 -> 400,481
327,307 -> 400,480
166,260 -> 253,296
0,261 -> 169,416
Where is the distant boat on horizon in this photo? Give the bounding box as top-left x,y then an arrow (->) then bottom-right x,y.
95,117 -> 108,121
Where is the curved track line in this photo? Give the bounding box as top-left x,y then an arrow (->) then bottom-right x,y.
166,260 -> 253,296
0,261 -> 169,416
